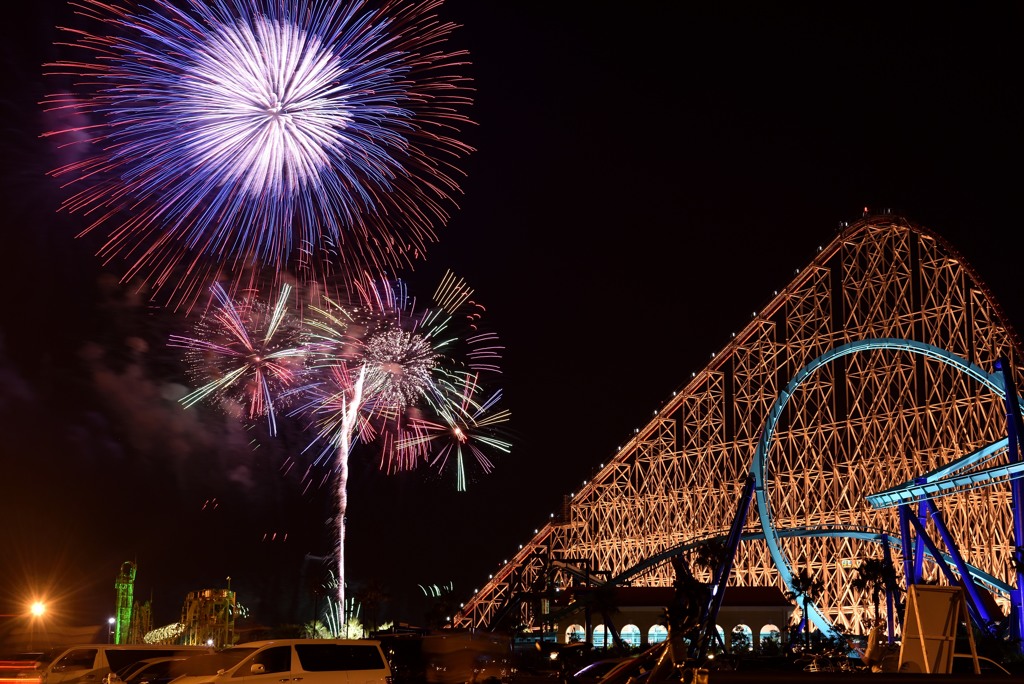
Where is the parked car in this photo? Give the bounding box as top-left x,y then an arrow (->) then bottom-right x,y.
107,660 -> 154,684
107,658 -> 177,684
950,654 -> 1012,676
43,645 -> 211,684
118,657 -> 194,684
166,639 -> 392,684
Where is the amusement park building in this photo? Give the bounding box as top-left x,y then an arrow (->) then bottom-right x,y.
555,586 -> 793,651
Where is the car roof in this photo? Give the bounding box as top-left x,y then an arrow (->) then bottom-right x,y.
232,640 -> 379,647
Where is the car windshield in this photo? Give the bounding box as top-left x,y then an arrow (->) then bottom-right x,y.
113,662 -> 151,680
125,659 -> 185,684
170,650 -> 257,676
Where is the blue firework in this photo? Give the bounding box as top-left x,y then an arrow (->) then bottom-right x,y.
44,0 -> 473,305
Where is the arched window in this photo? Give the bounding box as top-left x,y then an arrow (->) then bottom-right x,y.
731,624 -> 753,652
593,625 -> 609,649
647,625 -> 668,644
620,624 -> 641,648
714,625 -> 725,652
566,624 -> 585,644
759,624 -> 781,654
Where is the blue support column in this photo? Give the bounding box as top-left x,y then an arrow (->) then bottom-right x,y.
923,498 -> 996,632
914,496 -> 927,582
995,356 -> 1024,648
899,505 -> 915,587
695,473 -> 755,662
905,511 -> 990,634
880,535 -> 900,641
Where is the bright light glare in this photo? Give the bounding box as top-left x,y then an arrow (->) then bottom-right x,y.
29,602 -> 45,617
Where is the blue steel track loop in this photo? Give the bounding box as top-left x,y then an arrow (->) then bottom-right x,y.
751,338 -> 1017,639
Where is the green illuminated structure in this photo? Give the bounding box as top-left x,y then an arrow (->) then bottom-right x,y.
114,561 -> 136,644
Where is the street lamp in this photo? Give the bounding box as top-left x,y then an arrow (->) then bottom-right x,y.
2,601 -> 47,651
108,617 -> 115,644
29,602 -> 46,651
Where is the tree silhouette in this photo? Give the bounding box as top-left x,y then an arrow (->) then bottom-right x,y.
851,558 -> 889,627
665,552 -> 712,658
589,584 -> 625,651
692,538 -> 729,580
784,569 -> 825,646
422,581 -> 459,630
353,579 -> 390,636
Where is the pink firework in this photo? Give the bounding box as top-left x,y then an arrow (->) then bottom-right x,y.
170,281 -> 307,436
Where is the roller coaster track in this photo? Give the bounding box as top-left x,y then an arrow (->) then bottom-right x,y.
452,215 -> 1024,641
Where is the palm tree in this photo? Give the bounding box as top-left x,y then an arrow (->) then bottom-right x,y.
851,558 -> 889,627
422,581 -> 458,630
784,569 -> 825,647
693,538 -> 729,581
589,584 -> 625,651
666,552 -> 712,657
353,579 -> 390,636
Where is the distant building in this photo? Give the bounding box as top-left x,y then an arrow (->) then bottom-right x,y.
546,585 -> 793,651
178,586 -> 237,648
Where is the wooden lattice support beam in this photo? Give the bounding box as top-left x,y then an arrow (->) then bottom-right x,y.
452,215 -> 1024,640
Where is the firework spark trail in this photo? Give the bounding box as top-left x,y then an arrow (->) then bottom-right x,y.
292,272 -> 506,621
410,373 -> 511,492
44,0 -> 473,307
170,282 -> 306,436
325,365 -> 366,619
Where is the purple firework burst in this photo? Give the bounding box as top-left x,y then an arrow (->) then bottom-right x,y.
44,0 -> 473,306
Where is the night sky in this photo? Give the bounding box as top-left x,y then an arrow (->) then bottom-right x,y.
0,2 -> 1021,636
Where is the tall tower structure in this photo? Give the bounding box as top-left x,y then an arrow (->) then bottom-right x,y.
114,561 -> 136,645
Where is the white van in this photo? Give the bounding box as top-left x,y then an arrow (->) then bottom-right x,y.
41,645 -> 212,684
167,639 -> 392,684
